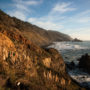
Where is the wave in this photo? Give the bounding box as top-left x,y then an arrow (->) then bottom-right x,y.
69,69 -> 90,88
48,42 -> 89,51
48,41 -> 90,88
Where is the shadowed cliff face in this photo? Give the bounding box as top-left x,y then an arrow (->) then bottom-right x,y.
0,10 -> 72,46
0,30 -> 85,90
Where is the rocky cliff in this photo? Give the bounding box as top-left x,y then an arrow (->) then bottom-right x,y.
0,29 -> 85,90
0,10 -> 72,46
79,54 -> 90,74
0,10 -> 85,90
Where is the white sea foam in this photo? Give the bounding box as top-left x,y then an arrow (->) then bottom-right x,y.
68,69 -> 90,88
48,42 -> 89,51
48,41 -> 90,88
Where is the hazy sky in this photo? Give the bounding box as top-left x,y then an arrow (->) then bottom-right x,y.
0,0 -> 90,40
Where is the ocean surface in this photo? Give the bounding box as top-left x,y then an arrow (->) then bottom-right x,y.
48,41 -> 90,88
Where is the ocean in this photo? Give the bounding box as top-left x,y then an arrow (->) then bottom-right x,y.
48,41 -> 90,88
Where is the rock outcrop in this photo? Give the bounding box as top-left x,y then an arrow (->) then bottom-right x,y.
0,29 -> 85,90
72,38 -> 82,42
79,54 -> 90,74
66,61 -> 76,70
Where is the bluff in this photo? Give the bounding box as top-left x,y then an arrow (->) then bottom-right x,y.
0,30 -> 85,90
0,10 -> 85,90
0,10 -> 72,46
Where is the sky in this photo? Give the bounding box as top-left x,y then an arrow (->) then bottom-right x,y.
0,0 -> 90,40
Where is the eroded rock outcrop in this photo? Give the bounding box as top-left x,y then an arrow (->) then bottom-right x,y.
79,54 -> 90,74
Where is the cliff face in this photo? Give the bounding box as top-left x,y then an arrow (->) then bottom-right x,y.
0,10 -> 72,46
0,29 -> 85,90
0,10 -> 85,90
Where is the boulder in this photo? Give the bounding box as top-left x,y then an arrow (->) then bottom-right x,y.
66,61 -> 76,70
78,53 -> 90,74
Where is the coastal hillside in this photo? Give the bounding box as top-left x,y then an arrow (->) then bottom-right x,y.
0,10 -> 72,46
0,29 -> 85,90
0,10 -> 86,90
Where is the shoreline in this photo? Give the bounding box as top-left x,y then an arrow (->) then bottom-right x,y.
46,41 -> 90,89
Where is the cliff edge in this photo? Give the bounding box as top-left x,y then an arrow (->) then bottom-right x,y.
0,30 -> 85,90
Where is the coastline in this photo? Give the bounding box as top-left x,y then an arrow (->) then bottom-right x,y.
47,41 -> 90,89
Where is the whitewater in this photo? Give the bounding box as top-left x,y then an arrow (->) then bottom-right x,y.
48,41 -> 90,88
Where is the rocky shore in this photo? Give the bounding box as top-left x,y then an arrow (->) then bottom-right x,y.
78,54 -> 90,74
65,54 -> 90,89
0,10 -> 87,90
0,30 -> 86,90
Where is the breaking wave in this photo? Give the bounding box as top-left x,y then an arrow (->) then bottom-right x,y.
48,41 -> 90,88
48,42 -> 89,51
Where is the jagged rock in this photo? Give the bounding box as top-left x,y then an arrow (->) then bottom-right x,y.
79,53 -> 90,74
0,33 -> 16,64
43,58 -> 51,68
66,61 -> 76,70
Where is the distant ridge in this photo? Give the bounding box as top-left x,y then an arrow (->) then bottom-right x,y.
0,10 -> 72,46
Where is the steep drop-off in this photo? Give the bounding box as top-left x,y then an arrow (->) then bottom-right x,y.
0,10 -> 72,46
0,29 -> 85,90
0,10 -> 85,90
